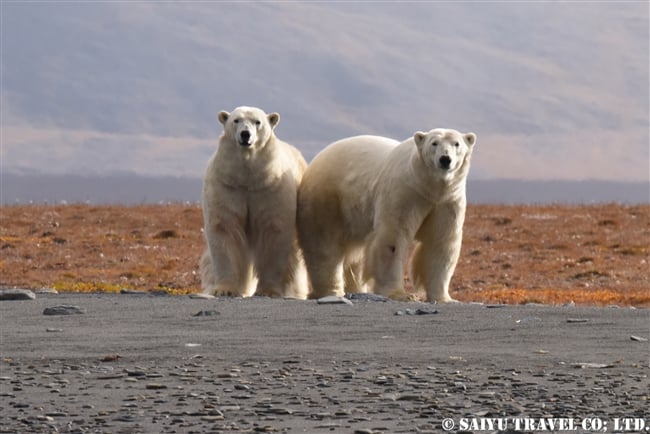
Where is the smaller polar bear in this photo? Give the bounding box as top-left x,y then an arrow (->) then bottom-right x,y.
200,106 -> 308,299
297,129 -> 476,302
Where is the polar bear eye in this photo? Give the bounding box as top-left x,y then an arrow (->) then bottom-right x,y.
255,120 -> 261,127
454,142 -> 460,147
233,119 -> 240,124
432,141 -> 438,147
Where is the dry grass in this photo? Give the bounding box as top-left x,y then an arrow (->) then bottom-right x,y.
1,203 -> 648,306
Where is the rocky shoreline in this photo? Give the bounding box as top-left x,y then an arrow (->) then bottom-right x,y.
1,292 -> 648,433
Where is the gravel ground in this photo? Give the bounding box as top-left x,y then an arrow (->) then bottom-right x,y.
1,292 -> 648,433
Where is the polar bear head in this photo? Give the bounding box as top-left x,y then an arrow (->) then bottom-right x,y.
413,128 -> 476,179
218,106 -> 280,150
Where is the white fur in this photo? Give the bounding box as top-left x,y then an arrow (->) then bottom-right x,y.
201,106 -> 308,299
297,129 -> 476,302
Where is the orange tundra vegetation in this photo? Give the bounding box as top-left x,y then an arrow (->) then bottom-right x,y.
0,204 -> 648,306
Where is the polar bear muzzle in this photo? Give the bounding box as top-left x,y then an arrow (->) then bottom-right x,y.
439,155 -> 452,170
239,130 -> 252,147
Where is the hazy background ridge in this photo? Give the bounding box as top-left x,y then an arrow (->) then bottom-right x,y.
2,174 -> 647,205
1,2 -> 649,202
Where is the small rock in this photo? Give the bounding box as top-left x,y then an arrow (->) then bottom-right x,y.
114,415 -> 139,422
192,310 -> 220,317
315,423 -> 342,429
46,328 -> 63,333
516,316 -> 542,324
485,304 -> 507,308
414,307 -> 438,315
145,383 -> 168,390
567,318 -> 589,323
317,296 -> 353,305
571,362 -> 613,369
97,373 -> 126,380
189,293 -> 216,299
201,415 -> 224,421
345,293 -> 388,302
395,307 -> 438,316
43,305 -> 85,315
120,289 -> 146,295
0,289 -> 36,301
630,335 -> 648,342
263,407 -> 293,415
101,354 -> 121,362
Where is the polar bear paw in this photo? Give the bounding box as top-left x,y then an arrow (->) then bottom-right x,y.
387,289 -> 422,302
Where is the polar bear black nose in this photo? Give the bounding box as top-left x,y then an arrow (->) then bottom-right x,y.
439,156 -> 451,169
239,130 -> 251,146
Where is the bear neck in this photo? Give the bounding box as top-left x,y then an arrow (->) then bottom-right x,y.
216,134 -> 286,191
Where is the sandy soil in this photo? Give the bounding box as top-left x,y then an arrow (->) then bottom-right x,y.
1,203 -> 648,306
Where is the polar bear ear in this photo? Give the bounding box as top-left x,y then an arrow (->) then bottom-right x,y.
267,112 -> 280,129
413,131 -> 427,149
218,111 -> 230,126
464,133 -> 477,146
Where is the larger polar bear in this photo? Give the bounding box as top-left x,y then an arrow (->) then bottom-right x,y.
200,106 -> 308,299
297,129 -> 476,302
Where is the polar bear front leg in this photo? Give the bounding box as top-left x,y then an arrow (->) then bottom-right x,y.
412,202 -> 465,303
202,214 -> 255,297
249,188 -> 307,298
302,242 -> 346,299
251,218 -> 294,298
252,229 -> 308,299
365,229 -> 410,299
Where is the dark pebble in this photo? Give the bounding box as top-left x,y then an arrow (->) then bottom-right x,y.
0,289 -> 36,301
193,310 -> 220,317
43,305 -> 85,315
345,293 -> 388,302
120,289 -> 147,295
395,308 -> 438,316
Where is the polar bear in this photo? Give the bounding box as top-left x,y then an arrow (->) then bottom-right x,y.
297,129 -> 476,302
200,106 -> 308,299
